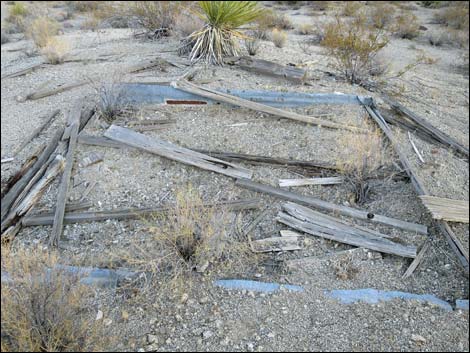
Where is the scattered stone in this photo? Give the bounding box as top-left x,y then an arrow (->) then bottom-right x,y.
202,330 -> 214,339
122,310 -> 129,321
95,310 -> 103,321
181,293 -> 189,304
411,334 -> 426,345
103,318 -> 113,326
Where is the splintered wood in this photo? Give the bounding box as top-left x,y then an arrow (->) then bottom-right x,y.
278,202 -> 417,258
279,177 -> 344,187
419,196 -> 469,223
104,125 -> 253,179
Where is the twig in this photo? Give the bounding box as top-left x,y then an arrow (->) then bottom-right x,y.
408,132 -> 425,163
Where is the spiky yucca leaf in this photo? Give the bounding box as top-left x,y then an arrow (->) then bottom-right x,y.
186,1 -> 263,65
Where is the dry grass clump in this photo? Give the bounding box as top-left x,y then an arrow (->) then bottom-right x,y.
65,1 -> 104,13
244,35 -> 261,55
392,12 -> 421,39
433,4 -> 469,30
371,3 -> 396,29
332,255 -> 359,280
297,23 -> 314,35
341,1 -> 363,17
5,2 -> 28,32
127,1 -> 181,38
89,75 -> 128,122
1,245 -> 107,352
272,28 -> 287,48
257,9 -> 293,31
110,186 -> 260,288
321,16 -> 389,84
40,36 -> 70,64
27,17 -> 60,48
336,123 -> 387,204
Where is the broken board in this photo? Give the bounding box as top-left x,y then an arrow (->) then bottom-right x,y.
104,125 -> 253,179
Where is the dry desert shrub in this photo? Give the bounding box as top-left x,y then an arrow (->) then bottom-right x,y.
321,16 -> 389,84
433,3 -> 469,30
392,12 -> 421,39
65,1 -> 104,13
175,11 -> 204,38
257,9 -> 293,30
244,35 -> 261,55
341,1 -> 363,17
272,28 -> 287,48
1,246 -> 107,352
297,23 -> 314,35
371,2 -> 396,29
109,186 -> 260,291
5,1 -> 28,33
89,74 -> 128,122
27,16 -> 60,48
40,36 -> 70,64
127,1 -> 181,38
336,123 -> 387,204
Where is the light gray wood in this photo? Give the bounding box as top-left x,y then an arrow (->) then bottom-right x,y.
251,236 -> 302,253
278,206 -> 417,258
12,110 -> 60,157
279,177 -> 343,187
408,132 -> 425,163
78,134 -> 127,149
366,104 -> 469,273
172,80 -> 366,132
50,104 -> 81,246
104,125 -> 253,179
78,152 -> 104,168
1,127 -> 65,221
1,63 -> 46,79
383,95 -> 469,158
402,242 -> 430,279
419,196 -> 469,223
224,56 -> 307,82
1,156 -> 65,233
235,178 -> 427,235
22,199 -> 261,226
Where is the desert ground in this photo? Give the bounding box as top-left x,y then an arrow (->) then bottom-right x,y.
1,1 -> 469,352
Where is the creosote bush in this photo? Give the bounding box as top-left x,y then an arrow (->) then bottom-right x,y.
392,12 -> 421,39
371,3 -> 396,29
185,1 -> 263,64
128,1 -> 181,38
1,246 -> 107,352
321,16 -> 389,84
341,1 -> 362,17
40,36 -> 70,64
297,23 -> 314,35
433,4 -> 469,30
272,28 -> 287,48
5,2 -> 28,32
110,186 -> 260,288
256,9 -> 293,31
28,17 -> 60,48
336,122 -> 387,205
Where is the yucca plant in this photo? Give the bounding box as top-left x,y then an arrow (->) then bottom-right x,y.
185,1 -> 263,65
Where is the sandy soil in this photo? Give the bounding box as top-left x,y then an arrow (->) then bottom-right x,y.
1,1 -> 468,352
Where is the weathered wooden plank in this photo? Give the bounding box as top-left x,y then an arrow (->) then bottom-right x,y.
235,178 -> 428,235
279,177 -> 344,187
12,110 -> 60,157
383,95 -> 469,158
419,196 -> 469,223
1,63 -> 47,79
1,156 -> 65,233
365,103 -> 469,273
278,212 -> 416,258
78,134 -> 127,149
251,235 -> 302,253
104,125 -> 253,179
402,242 -> 430,279
50,104 -> 81,246
22,199 -> 261,226
224,56 -> 307,82
78,152 -> 104,168
172,80 -> 366,132
1,127 -> 64,221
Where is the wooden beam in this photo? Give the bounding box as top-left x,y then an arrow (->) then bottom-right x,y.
235,178 -> 428,235
383,95 -> 469,158
365,104 -> 469,273
22,199 -> 261,226
419,196 -> 469,223
1,127 -> 64,221
172,80 -> 366,132
279,177 -> 344,187
104,125 -> 253,180
50,104 -> 81,246
278,203 -> 417,258
12,110 -> 60,157
224,56 -> 307,83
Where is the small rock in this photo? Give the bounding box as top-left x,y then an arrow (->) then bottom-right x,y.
181,293 -> 189,304
121,310 -> 129,321
95,310 -> 103,321
411,334 -> 426,345
199,296 -> 209,304
103,318 -> 113,326
247,342 -> 255,352
147,334 -> 158,345
202,330 -> 214,339
267,332 -> 275,339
